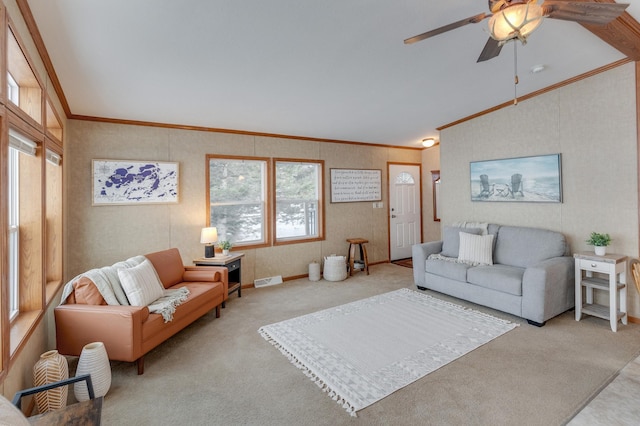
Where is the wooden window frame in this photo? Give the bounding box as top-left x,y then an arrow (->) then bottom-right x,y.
272,158 -> 325,246
206,154 -> 272,250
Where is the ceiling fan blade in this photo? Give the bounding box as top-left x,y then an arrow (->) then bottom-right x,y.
404,13 -> 489,44
477,37 -> 503,62
542,1 -> 629,26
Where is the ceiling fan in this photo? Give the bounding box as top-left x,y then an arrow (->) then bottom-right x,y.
405,0 -> 630,62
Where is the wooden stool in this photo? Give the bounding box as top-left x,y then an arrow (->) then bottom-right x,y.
346,238 -> 369,276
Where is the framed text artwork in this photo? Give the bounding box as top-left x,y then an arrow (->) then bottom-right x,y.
470,154 -> 562,203
330,168 -> 382,203
92,159 -> 179,205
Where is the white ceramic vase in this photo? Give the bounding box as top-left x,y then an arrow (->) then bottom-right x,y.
223,249 -> 229,256
595,246 -> 607,256
74,342 -> 111,401
33,350 -> 69,413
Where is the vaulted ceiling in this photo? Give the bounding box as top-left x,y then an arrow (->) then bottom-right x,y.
23,1 -> 640,147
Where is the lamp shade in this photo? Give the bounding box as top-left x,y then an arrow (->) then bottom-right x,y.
200,227 -> 218,244
488,2 -> 544,43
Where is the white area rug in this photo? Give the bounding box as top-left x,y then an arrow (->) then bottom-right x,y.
258,288 -> 518,416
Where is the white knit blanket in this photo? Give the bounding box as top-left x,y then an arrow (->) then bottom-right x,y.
59,255 -> 189,322
259,288 -> 517,416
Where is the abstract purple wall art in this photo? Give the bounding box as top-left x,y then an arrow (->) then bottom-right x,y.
92,159 -> 179,205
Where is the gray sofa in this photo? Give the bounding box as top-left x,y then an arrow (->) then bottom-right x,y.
412,224 -> 574,326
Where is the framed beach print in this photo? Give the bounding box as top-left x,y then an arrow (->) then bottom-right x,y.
92,159 -> 179,205
470,154 -> 562,203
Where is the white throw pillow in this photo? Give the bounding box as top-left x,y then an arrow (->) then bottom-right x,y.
118,259 -> 164,306
458,232 -> 494,265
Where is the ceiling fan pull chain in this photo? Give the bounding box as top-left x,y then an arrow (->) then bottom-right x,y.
513,41 -> 518,106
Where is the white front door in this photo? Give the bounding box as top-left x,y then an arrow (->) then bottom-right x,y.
388,164 -> 422,261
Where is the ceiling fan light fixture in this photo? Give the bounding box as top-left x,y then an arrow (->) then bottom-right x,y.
488,1 -> 544,44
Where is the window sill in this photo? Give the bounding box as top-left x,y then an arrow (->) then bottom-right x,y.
10,310 -> 41,358
46,280 -> 63,305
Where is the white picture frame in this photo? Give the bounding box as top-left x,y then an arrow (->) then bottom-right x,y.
92,159 -> 179,205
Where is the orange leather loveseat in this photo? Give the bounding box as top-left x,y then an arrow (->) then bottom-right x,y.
55,248 -> 228,374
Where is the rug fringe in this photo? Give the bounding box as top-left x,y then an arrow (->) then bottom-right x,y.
258,327 -> 358,417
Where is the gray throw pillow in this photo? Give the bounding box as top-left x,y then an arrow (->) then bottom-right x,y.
441,226 -> 482,258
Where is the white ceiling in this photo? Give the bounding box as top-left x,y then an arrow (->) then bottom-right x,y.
25,1 -> 640,147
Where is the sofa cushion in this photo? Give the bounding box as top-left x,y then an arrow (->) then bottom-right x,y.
145,248 -> 185,288
458,233 -> 494,265
441,226 -> 482,257
73,276 -> 107,305
118,259 -> 165,306
467,264 -> 525,296
494,226 -> 567,268
425,258 -> 472,282
141,281 -> 224,342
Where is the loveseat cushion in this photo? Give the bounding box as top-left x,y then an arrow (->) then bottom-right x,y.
467,264 -> 525,296
66,276 -> 107,305
141,281 -> 223,341
145,248 -> 185,288
441,227 -> 482,257
425,258 -> 471,282
494,226 -> 567,268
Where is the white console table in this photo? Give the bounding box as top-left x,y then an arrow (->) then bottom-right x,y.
574,252 -> 627,332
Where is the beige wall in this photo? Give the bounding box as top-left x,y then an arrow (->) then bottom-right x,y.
439,63 -> 639,317
421,145 -> 441,243
65,121 -> 422,284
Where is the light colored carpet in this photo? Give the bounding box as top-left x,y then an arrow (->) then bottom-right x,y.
259,288 -> 517,416
76,263 -> 640,425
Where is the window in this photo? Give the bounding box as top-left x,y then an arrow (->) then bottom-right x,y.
7,72 -> 19,104
45,147 -> 63,298
207,156 -> 269,247
45,100 -> 63,142
7,129 -> 39,321
274,159 -> 323,243
8,146 -> 19,320
7,26 -> 43,124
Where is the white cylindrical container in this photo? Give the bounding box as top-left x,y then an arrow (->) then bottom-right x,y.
309,262 -> 321,281
74,342 -> 111,401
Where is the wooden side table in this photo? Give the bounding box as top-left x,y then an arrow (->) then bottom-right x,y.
194,252 -> 244,306
574,252 -> 627,331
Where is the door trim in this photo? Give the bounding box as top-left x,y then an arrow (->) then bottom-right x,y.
387,162 -> 423,261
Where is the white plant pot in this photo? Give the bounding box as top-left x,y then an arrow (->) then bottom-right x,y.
594,246 -> 607,256
223,249 -> 229,256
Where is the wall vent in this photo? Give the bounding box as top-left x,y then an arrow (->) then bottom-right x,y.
254,275 -> 283,288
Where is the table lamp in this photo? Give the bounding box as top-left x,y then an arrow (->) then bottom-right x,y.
200,227 -> 218,258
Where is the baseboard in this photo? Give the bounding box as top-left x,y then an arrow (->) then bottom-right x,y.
242,261 -> 390,289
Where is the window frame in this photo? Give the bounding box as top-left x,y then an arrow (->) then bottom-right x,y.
272,158 -> 324,245
206,154 -> 271,250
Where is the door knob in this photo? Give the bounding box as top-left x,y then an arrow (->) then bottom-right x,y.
391,215 -> 397,218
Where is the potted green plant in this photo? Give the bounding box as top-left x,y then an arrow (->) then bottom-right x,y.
217,240 -> 232,255
586,232 -> 611,256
